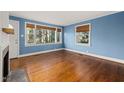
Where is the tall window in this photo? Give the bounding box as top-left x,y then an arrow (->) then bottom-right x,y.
56,28 -> 62,43
25,23 -> 62,46
75,23 -> 91,46
26,23 -> 35,45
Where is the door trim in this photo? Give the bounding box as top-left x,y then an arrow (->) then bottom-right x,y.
9,20 -> 20,58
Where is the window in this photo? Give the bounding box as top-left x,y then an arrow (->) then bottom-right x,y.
25,23 -> 62,46
75,23 -> 91,46
26,23 -> 35,44
56,28 -> 62,43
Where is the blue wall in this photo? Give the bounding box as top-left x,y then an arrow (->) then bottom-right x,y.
64,12 -> 124,60
10,12 -> 124,60
9,16 -> 64,55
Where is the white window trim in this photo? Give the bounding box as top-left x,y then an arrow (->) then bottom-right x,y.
56,27 -> 62,44
75,23 -> 91,47
25,22 -> 62,47
25,22 -> 36,47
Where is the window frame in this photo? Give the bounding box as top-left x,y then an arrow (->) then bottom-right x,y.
25,22 -> 62,47
25,22 -> 36,46
75,23 -> 91,47
56,27 -> 62,44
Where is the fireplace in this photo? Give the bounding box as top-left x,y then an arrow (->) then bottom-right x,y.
2,46 -> 9,82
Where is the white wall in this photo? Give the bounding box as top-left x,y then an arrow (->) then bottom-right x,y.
0,12 -> 9,49
0,11 -> 9,82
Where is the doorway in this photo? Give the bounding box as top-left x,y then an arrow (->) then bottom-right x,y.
9,20 -> 19,59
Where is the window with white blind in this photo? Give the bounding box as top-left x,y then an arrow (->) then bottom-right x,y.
75,23 -> 91,46
25,22 -> 62,46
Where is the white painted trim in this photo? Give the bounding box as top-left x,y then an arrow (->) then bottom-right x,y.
9,20 -> 20,58
75,23 -> 91,47
16,20 -> 20,57
19,48 -> 64,57
19,48 -> 124,64
24,22 -> 62,47
64,48 -> 124,64
56,27 -> 62,44
25,22 -> 35,47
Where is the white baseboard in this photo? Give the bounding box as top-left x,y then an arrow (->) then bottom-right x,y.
18,48 -> 124,64
19,48 -> 64,57
64,48 -> 124,64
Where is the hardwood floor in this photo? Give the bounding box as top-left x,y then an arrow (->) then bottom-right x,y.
10,50 -> 124,82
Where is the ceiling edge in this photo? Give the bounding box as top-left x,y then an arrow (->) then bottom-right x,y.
63,11 -> 120,26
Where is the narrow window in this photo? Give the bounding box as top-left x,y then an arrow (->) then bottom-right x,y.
26,23 -> 35,45
56,28 -> 62,43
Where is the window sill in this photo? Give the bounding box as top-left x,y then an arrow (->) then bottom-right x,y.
25,42 -> 62,47
76,43 -> 91,47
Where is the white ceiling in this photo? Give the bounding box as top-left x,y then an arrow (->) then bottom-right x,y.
9,11 -> 119,26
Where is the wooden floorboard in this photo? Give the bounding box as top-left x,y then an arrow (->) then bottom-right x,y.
10,50 -> 124,82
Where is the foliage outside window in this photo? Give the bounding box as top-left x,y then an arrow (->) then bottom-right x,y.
25,23 -> 62,46
26,24 -> 35,44
56,28 -> 62,43
75,23 -> 91,46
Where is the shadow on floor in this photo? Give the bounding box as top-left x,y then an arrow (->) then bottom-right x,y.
7,69 -> 28,82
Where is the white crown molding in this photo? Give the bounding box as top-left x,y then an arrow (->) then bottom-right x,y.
64,48 -> 124,64
19,48 -> 64,58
